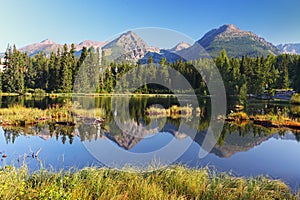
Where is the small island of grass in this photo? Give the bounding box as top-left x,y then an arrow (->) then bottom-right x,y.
227,111 -> 300,130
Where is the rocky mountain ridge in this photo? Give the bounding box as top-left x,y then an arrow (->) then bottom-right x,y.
11,24 -> 299,62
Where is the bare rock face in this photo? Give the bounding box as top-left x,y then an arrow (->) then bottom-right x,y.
102,31 -> 151,62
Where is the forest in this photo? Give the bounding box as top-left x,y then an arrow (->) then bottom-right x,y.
1,44 -> 300,97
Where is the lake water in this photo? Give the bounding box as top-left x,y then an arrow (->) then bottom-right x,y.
1,96 -> 300,190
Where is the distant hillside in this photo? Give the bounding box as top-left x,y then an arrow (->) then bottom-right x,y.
179,24 -> 280,58
277,43 -> 300,54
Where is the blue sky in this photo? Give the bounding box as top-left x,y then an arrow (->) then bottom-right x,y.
1,0 -> 300,51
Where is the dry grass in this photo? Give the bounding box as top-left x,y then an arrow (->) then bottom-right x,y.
146,105 -> 193,118
0,101 -> 105,126
0,104 -> 46,126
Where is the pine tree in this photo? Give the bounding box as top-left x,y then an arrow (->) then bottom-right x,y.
2,45 -> 26,93
60,44 -> 73,93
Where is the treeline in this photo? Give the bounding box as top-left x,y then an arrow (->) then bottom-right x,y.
0,44 -> 87,93
0,45 -> 300,96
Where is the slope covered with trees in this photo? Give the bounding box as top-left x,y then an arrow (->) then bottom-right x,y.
1,44 -> 300,98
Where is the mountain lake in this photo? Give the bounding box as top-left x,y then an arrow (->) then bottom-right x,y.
1,95 -> 300,191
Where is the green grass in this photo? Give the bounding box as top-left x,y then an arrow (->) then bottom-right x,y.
0,165 -> 297,200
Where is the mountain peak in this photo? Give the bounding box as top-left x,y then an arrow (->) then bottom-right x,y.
102,30 -> 149,61
191,24 -> 280,57
118,31 -> 142,42
40,39 -> 55,44
170,41 -> 191,52
221,24 -> 239,32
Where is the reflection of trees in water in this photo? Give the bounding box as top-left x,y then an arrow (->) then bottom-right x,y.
219,122 -> 277,144
4,96 -> 300,154
195,122 -> 281,158
4,127 -> 31,144
3,123 -> 77,144
291,130 -> 300,142
77,124 -> 104,142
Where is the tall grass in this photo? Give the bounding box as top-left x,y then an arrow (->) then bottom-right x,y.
0,104 -> 46,126
146,105 -> 193,118
0,165 -> 297,200
0,101 -> 105,126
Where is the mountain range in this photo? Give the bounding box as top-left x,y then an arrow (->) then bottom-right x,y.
6,24 -> 300,63
277,43 -> 300,54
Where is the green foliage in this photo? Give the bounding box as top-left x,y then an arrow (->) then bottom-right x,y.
1,46 -> 300,96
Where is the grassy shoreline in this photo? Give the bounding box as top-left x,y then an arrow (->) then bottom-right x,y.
0,102 -> 105,126
0,92 -> 186,98
0,165 -> 297,200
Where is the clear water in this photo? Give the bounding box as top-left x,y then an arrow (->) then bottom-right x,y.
1,96 -> 300,190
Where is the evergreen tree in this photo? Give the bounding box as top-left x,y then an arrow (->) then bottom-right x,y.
60,44 -> 73,92
2,45 -> 25,93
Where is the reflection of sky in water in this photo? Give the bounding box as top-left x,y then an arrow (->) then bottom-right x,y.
0,127 -> 100,171
129,132 -> 191,153
176,133 -> 300,191
1,126 -> 300,190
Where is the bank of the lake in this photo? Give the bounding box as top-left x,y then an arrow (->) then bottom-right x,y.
0,165 -> 297,200
0,102 -> 105,126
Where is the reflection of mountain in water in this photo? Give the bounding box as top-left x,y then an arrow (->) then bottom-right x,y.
103,121 -> 278,158
196,131 -> 272,158
194,123 -> 284,158
104,119 -> 159,150
3,118 -> 299,159
104,120 -> 189,150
